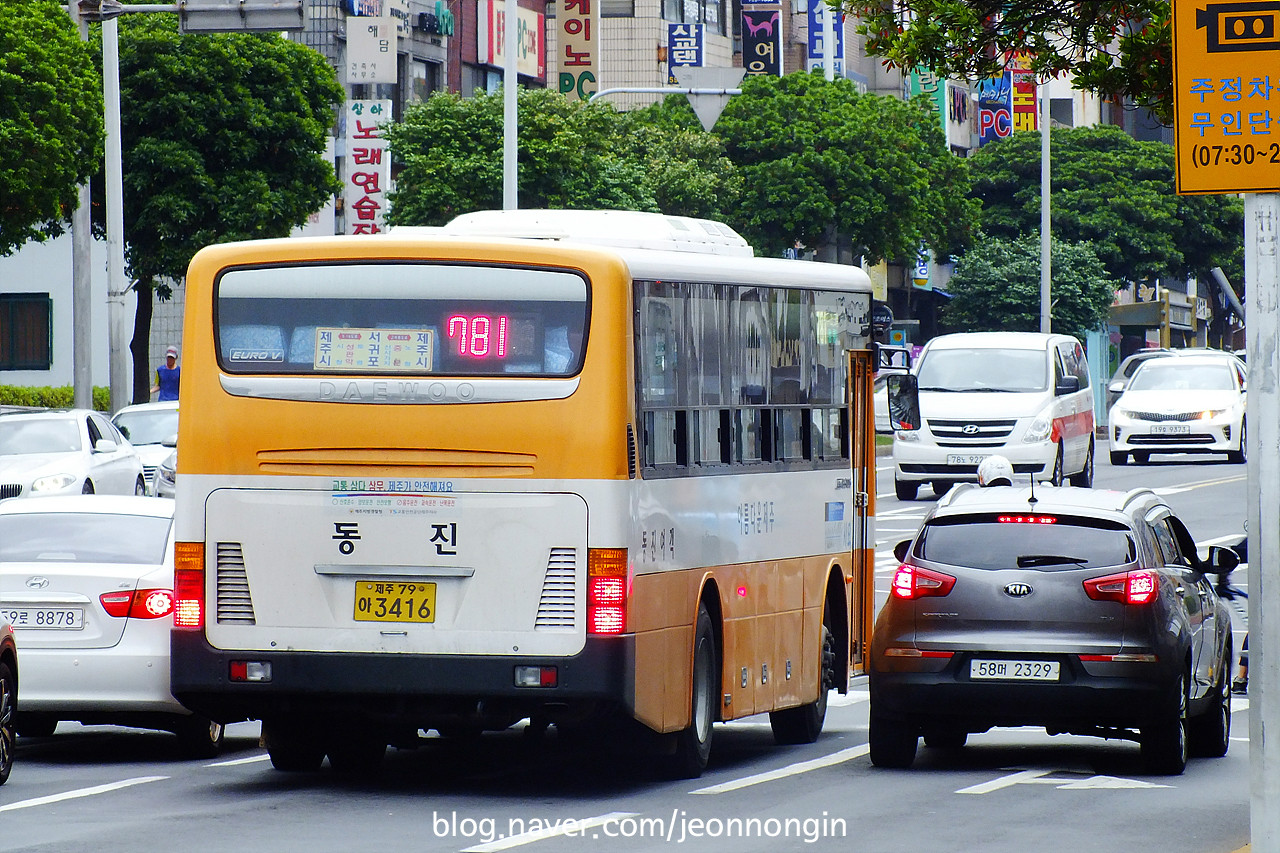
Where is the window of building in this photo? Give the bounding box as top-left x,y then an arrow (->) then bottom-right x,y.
0,293 -> 52,370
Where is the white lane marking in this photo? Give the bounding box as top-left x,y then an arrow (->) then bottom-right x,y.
1234,698 -> 1250,712
876,508 -> 927,519
690,745 -> 870,795
461,812 -> 639,852
0,776 -> 168,813
828,690 -> 869,707
1153,474 -> 1246,496
956,769 -> 1170,794
206,754 -> 272,768
1201,534 -> 1245,547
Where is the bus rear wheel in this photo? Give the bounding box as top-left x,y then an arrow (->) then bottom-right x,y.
264,717 -> 325,772
666,604 -> 717,779
769,616 -> 834,745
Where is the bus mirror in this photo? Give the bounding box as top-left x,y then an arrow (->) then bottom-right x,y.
885,373 -> 921,431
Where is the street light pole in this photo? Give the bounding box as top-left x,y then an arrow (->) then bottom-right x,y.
70,0 -> 95,410
1040,76 -> 1051,334
104,18 -> 130,410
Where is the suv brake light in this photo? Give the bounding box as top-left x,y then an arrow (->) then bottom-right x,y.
1083,570 -> 1159,605
891,564 -> 956,599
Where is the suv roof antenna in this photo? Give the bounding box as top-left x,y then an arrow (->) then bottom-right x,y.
1028,473 -> 1038,506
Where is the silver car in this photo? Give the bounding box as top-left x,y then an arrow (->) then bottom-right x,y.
869,483 -> 1236,775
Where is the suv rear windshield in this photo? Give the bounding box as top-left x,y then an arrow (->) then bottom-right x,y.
915,513 -> 1135,570
215,262 -> 589,377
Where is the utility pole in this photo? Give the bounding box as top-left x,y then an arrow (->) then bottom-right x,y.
70,0 -> 94,409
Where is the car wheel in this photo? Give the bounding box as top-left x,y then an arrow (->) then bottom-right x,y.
1069,439 -> 1094,487
869,712 -> 918,769
923,730 -> 967,749
1109,450 -> 1128,466
770,616 -> 834,745
0,660 -> 14,786
15,714 -> 58,738
1228,422 -> 1246,465
326,733 -> 387,775
1050,442 -> 1065,486
1132,451 -> 1150,464
173,715 -> 225,759
1141,671 -> 1188,775
1189,650 -> 1232,759
932,481 -> 952,497
135,476 -> 147,496
81,479 -> 95,494
263,717 -> 326,772
667,604 -> 718,778
894,479 -> 918,501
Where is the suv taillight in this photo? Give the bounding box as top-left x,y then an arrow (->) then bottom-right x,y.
1083,570 -> 1159,605
891,564 -> 956,599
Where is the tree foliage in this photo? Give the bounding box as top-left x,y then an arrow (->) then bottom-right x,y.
843,0 -> 1176,123
967,125 -> 1243,286
385,88 -> 741,226
711,72 -> 977,261
942,235 -> 1115,340
0,0 -> 103,256
99,15 -> 343,401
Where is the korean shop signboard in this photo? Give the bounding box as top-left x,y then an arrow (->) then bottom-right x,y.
1171,0 -> 1280,194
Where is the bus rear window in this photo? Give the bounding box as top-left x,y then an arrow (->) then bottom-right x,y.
215,262 -> 589,376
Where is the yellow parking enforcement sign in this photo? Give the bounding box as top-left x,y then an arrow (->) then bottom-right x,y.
1172,0 -> 1280,194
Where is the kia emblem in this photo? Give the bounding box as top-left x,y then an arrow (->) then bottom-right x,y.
962,424 -> 980,435
1004,583 -> 1032,597
26,576 -> 50,590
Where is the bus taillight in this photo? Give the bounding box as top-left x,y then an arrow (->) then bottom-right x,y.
588,548 -> 628,635
174,542 -> 206,629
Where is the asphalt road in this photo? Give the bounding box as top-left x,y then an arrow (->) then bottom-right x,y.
0,454 -> 1251,853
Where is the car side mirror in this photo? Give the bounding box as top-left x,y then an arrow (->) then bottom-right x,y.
1056,375 -> 1080,396
162,434 -> 177,448
93,439 -> 118,454
1205,544 -> 1240,575
893,539 -> 912,562
885,373 -> 921,431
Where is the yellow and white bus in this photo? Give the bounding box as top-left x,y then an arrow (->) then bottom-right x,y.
171,209 -> 879,776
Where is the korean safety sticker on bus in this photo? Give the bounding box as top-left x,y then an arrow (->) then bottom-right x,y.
315,328 -> 434,371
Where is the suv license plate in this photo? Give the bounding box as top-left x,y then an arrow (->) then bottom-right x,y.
970,660 -> 1059,681
353,581 -> 436,623
1151,424 -> 1191,435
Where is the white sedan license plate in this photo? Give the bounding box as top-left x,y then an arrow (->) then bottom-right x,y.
1151,424 -> 1191,435
947,454 -> 988,466
970,659 -> 1059,681
0,606 -> 84,629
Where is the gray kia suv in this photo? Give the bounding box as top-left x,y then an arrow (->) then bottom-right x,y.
868,483 -> 1237,775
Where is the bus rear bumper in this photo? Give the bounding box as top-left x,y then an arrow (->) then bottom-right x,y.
170,630 -> 635,728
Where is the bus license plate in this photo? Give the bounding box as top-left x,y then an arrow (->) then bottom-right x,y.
1151,424 -> 1191,435
353,582 -> 436,624
970,660 -> 1059,681
0,606 -> 84,629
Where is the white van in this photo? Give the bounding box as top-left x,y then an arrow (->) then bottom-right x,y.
892,331 -> 1095,500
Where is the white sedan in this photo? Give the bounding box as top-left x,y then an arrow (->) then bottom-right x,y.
0,496 -> 223,757
0,409 -> 146,499
111,401 -> 178,495
1108,354 -> 1247,465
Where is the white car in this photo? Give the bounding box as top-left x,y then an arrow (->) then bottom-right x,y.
1109,353 -> 1247,465
0,620 -> 15,785
0,410 -> 146,500
111,402 -> 178,495
0,496 -> 223,757
154,448 -> 177,499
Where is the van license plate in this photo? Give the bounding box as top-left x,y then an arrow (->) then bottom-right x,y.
947,454 -> 988,466
353,581 -> 436,623
970,660 -> 1059,681
1151,424 -> 1190,435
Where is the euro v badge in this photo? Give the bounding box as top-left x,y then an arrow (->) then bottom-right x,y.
1171,0 -> 1280,194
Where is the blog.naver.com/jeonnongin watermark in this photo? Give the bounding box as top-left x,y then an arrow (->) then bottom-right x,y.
436,809 -> 849,849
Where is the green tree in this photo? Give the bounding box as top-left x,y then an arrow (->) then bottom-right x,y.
711,72 -> 976,261
968,125 -> 1243,286
385,87 -> 741,226
0,0 -> 103,255
942,235 -> 1115,340
842,0 -> 1176,123
99,15 -> 343,403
